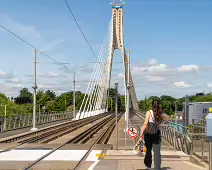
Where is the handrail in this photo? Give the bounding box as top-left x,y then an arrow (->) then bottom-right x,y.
0,111 -> 73,132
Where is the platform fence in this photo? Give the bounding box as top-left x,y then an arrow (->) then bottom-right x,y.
189,119 -> 209,164
0,111 -> 73,132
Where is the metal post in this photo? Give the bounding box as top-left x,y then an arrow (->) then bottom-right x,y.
73,73 -> 76,118
174,101 -> 177,151
126,50 -> 130,130
115,83 -> 118,150
144,95 -> 146,112
31,49 -> 38,131
106,90 -> 109,112
65,98 -> 66,110
3,105 -> 6,130
210,141 -> 212,170
111,97 -> 112,111
184,95 -> 189,126
202,119 -> 204,161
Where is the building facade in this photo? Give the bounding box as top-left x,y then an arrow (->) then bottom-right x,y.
183,102 -> 212,125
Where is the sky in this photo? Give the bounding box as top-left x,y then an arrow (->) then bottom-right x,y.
0,0 -> 212,100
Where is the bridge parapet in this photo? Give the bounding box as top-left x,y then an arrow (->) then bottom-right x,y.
0,111 -> 72,132
160,121 -> 191,155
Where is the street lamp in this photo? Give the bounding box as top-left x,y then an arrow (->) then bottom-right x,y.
0,104 -> 7,131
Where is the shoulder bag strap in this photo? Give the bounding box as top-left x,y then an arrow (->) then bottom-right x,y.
149,110 -> 155,123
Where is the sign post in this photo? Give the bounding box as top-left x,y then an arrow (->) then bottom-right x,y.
115,83 -> 118,151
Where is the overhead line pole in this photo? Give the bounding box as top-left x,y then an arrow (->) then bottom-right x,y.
126,49 -> 130,130
73,73 -> 76,119
31,49 -> 38,132
115,83 -> 118,150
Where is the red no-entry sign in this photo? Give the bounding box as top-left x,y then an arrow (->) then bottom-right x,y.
127,126 -> 138,139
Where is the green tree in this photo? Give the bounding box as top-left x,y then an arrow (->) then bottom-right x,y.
15,88 -> 33,104
45,90 -> 56,99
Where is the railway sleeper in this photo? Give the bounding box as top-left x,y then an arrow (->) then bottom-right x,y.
33,114 -> 111,143
68,115 -> 115,144
0,113 -> 109,144
75,115 -> 116,144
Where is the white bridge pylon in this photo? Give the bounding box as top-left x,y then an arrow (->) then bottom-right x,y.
76,2 -> 139,120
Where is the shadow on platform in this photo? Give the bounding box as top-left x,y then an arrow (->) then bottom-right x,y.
137,167 -> 172,170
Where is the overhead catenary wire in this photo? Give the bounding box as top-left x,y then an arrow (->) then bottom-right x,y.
64,0 -> 103,63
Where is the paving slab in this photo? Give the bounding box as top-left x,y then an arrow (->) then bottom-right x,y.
91,159 -> 206,170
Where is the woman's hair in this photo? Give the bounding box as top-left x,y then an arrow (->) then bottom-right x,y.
152,99 -> 162,122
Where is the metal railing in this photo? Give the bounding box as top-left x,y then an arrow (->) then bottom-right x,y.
160,121 -> 191,154
0,111 -> 73,132
189,119 -> 209,164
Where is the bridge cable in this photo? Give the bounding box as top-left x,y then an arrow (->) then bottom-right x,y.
78,18 -> 112,114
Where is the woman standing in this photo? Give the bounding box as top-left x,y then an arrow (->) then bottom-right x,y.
140,99 -> 163,169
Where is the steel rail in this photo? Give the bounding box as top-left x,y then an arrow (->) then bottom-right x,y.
0,113 -> 111,154
73,113 -> 123,170
23,113 -> 121,170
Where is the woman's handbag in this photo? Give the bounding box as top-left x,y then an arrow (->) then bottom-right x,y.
145,111 -> 159,135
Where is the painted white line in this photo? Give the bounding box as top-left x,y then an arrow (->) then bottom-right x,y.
88,160 -> 100,170
0,150 -> 102,161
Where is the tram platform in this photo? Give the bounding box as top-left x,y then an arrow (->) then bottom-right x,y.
0,113 -> 208,169
0,149 -> 206,170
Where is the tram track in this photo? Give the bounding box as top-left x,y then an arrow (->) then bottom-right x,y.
0,112 -> 111,153
23,112 -> 123,170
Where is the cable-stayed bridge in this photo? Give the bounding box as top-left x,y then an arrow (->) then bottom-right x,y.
75,2 -> 139,120
0,1 -> 209,170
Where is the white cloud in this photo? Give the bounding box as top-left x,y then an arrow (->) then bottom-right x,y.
146,75 -> 165,82
0,70 -> 13,79
0,14 -> 41,42
148,59 -> 157,66
118,73 -> 124,79
177,65 -> 199,72
132,63 -> 170,76
173,81 -> 191,88
207,84 -> 212,88
38,71 -> 67,78
39,84 -> 54,89
41,39 -> 64,52
8,84 -> 23,88
4,77 -> 22,83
